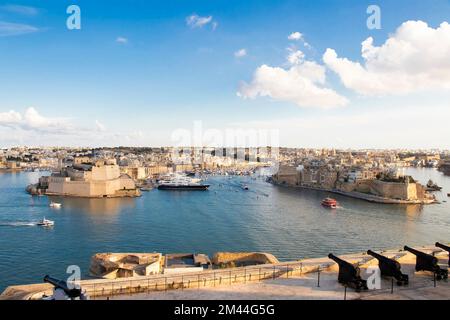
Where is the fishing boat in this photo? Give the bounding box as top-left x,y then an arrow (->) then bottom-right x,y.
321,198 -> 338,209
37,218 -> 54,227
49,202 -> 62,208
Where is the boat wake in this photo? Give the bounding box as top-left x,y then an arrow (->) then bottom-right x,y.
0,221 -> 37,227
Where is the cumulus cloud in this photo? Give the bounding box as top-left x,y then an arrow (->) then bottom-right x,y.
0,108 -> 148,147
0,107 -> 72,133
0,21 -> 39,37
234,48 -> 247,58
286,48 -> 304,65
116,36 -> 128,44
237,60 -> 348,108
288,31 -> 311,49
238,42 -> 348,108
186,14 -> 214,29
323,20 -> 450,96
288,32 -> 303,41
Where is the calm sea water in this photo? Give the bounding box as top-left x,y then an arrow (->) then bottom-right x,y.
0,168 -> 449,291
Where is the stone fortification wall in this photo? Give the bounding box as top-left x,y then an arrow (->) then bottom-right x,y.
212,252 -> 279,266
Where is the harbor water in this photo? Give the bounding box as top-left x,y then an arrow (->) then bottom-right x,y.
0,168 -> 449,291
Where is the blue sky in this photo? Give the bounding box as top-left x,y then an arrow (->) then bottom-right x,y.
1,0 -> 450,148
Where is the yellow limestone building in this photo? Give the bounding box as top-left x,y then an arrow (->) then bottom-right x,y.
45,158 -> 140,198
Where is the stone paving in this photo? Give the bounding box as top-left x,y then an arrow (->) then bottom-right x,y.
106,262 -> 449,300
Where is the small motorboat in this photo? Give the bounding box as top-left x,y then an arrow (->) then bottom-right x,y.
49,202 -> 62,208
37,218 -> 54,227
322,198 -> 338,209
242,185 -> 249,190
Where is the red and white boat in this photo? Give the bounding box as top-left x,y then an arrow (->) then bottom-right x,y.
321,198 -> 338,208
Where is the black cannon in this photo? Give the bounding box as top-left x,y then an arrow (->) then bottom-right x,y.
44,275 -> 84,300
367,250 -> 409,285
435,242 -> 450,267
328,253 -> 368,291
404,246 -> 448,280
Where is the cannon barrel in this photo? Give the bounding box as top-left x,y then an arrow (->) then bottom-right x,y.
44,275 -> 82,299
435,242 -> 450,267
404,245 -> 424,256
435,242 -> 450,252
367,250 -> 401,268
403,246 -> 448,280
404,246 -> 437,263
367,250 -> 386,260
328,253 -> 348,265
328,253 -> 368,292
367,250 -> 408,285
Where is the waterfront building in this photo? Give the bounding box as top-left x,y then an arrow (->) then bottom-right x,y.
146,164 -> 172,176
272,165 -> 301,186
0,157 -> 6,169
33,158 -> 140,198
272,163 -> 434,204
121,166 -> 148,180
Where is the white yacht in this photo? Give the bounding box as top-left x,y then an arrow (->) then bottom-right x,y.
158,174 -> 209,191
37,218 -> 55,227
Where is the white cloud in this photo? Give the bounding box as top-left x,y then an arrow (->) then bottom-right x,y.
0,21 -> 39,37
116,36 -> 128,44
186,14 -> 213,29
0,110 -> 22,125
0,5 -> 39,16
0,108 -> 149,147
237,61 -> 348,108
0,107 -> 72,133
238,44 -> 348,108
288,32 -> 303,41
230,104 -> 450,149
234,48 -> 247,58
323,20 -> 450,96
288,31 -> 311,49
125,130 -> 144,141
287,49 -> 304,65
95,120 -> 106,132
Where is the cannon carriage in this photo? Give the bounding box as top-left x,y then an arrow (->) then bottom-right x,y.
328,253 -> 368,292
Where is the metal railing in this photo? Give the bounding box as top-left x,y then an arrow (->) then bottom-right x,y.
81,261 -> 327,299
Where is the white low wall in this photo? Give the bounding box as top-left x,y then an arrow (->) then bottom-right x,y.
163,267 -> 205,275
